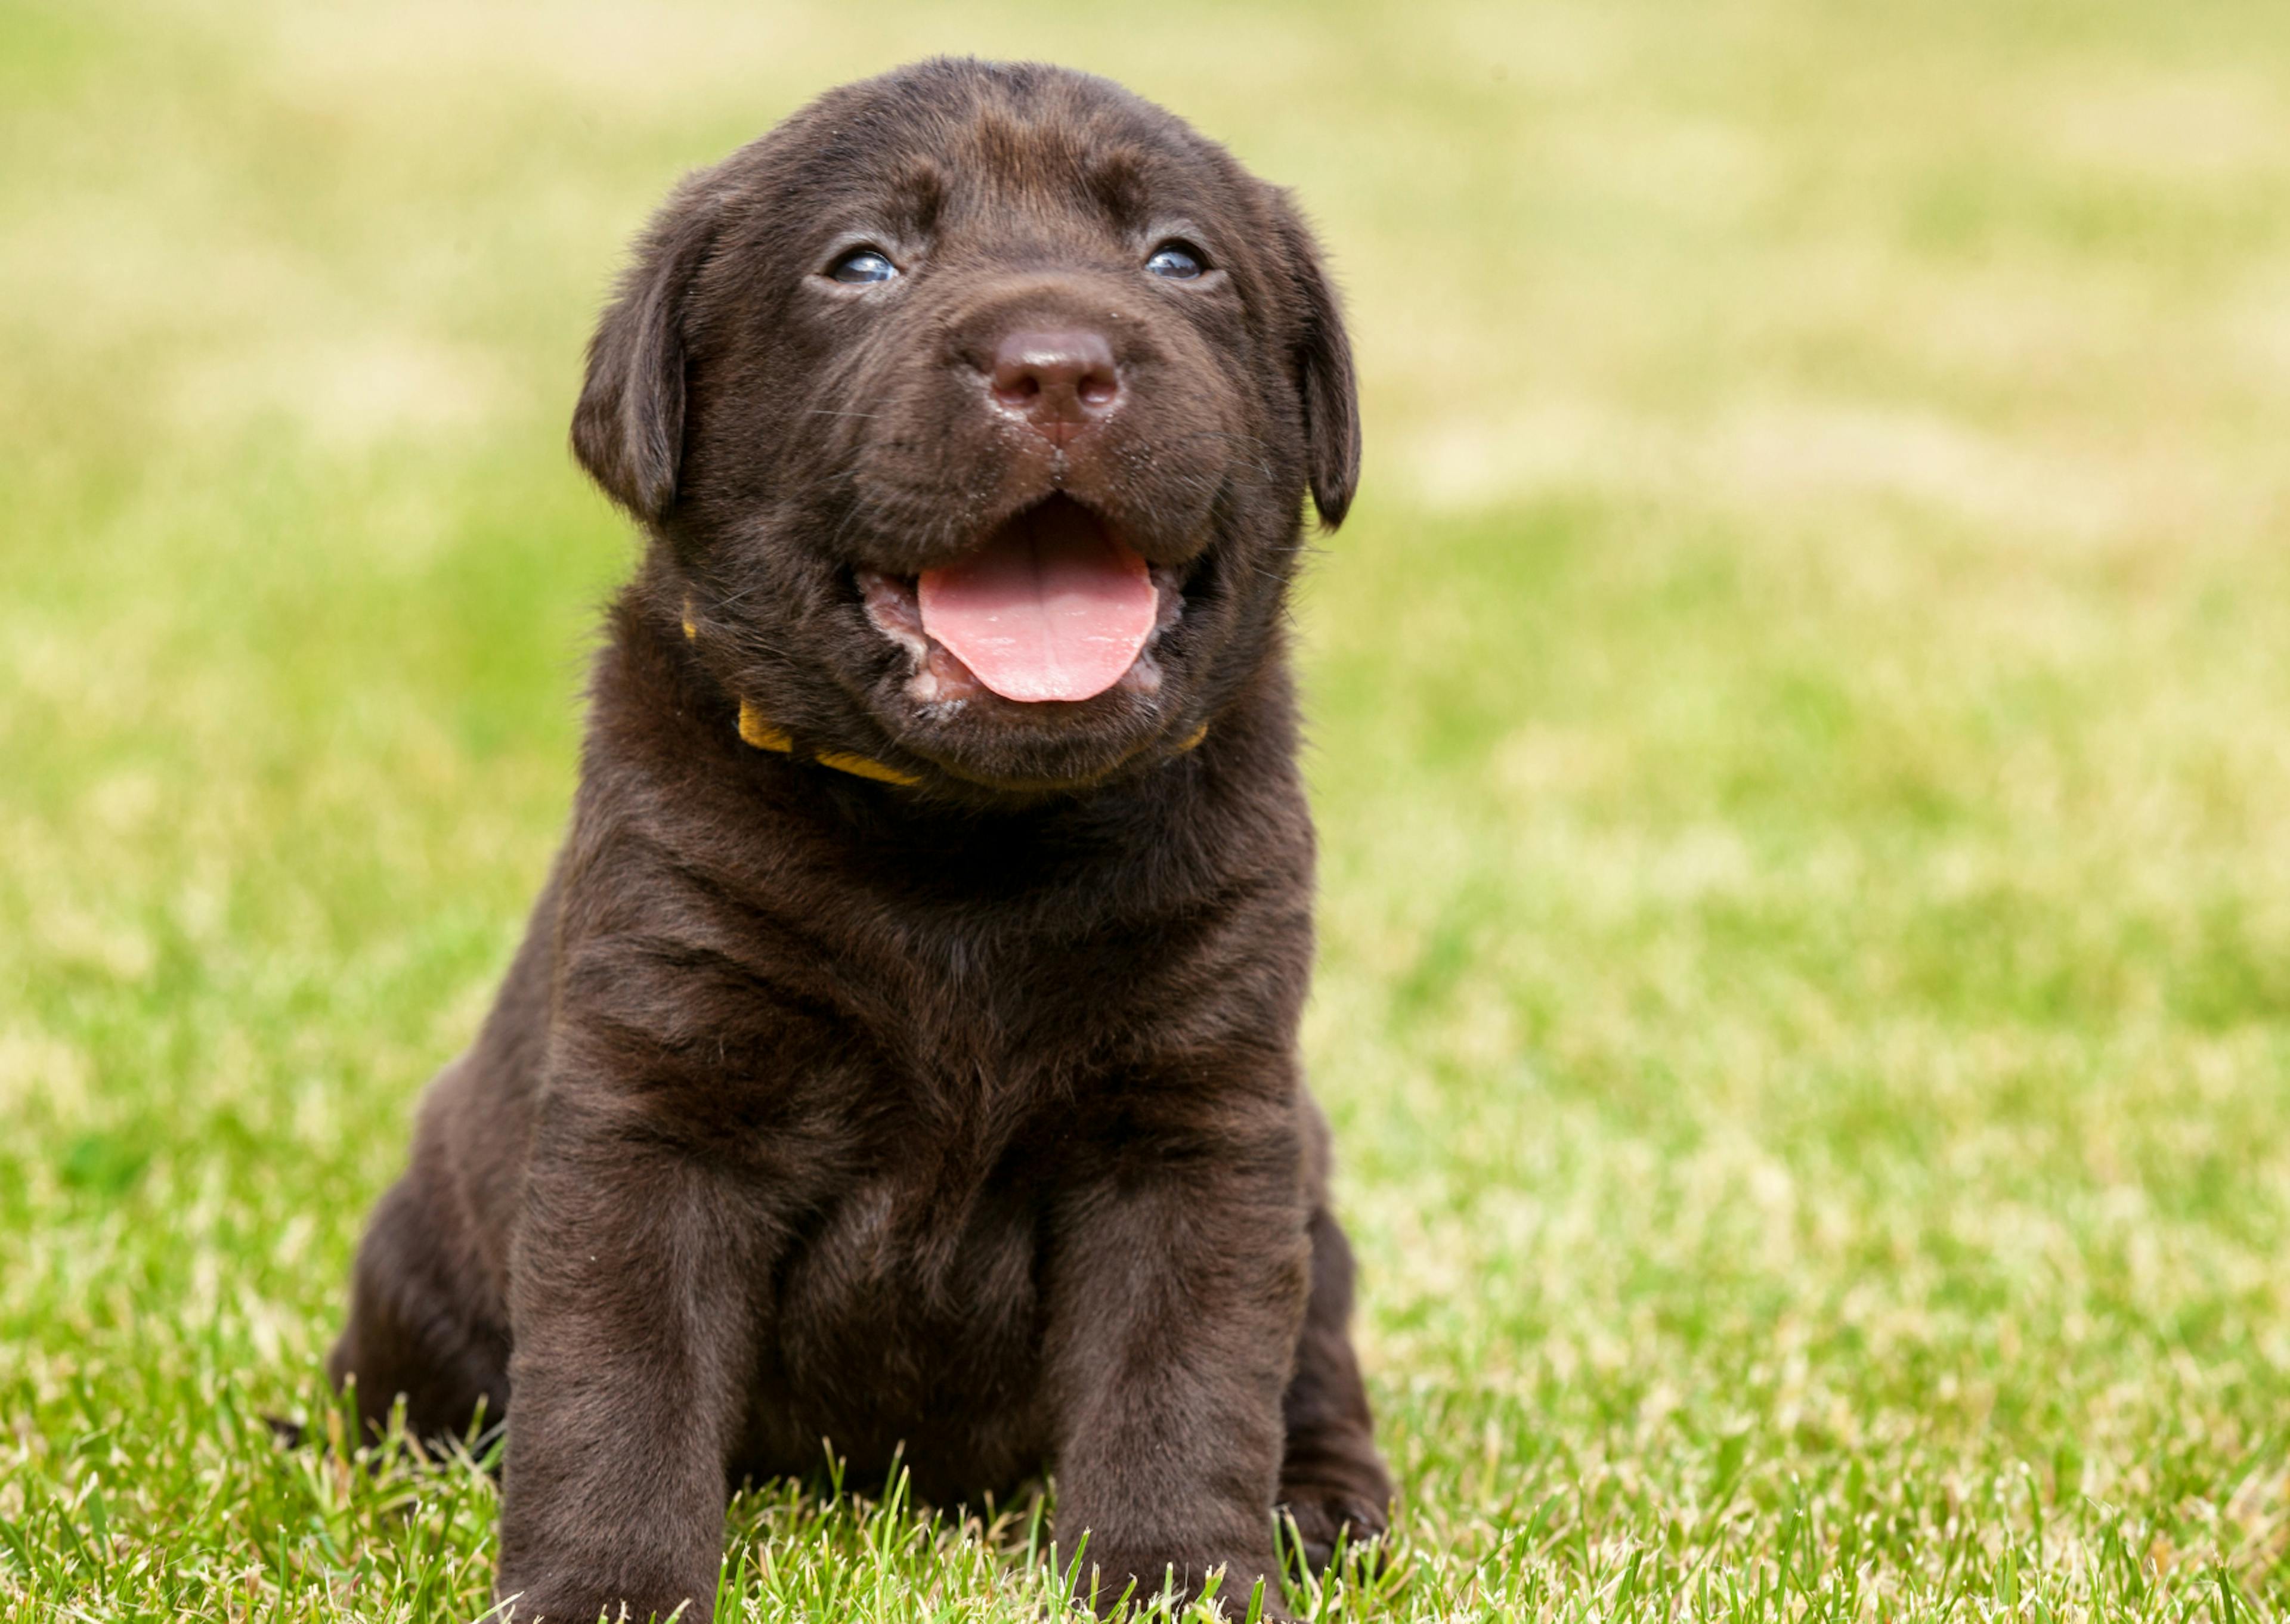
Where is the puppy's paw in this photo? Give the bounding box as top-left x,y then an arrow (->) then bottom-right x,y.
1275,1482 -> 1389,1575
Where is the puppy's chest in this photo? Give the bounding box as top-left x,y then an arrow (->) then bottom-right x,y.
768,1111 -> 1059,1405
793,1130 -> 1044,1305
852,901 -> 1231,1065
770,919 -> 1150,1262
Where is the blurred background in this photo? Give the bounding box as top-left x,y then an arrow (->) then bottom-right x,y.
5,1 -> 2290,1617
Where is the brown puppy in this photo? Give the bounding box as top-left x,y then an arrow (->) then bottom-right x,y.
329,57 -> 1388,1622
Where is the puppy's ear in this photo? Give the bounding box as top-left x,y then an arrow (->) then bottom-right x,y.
1270,191 -> 1361,531
571,175 -> 726,523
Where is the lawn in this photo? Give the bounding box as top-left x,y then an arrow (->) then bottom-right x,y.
6,0 -> 2290,1619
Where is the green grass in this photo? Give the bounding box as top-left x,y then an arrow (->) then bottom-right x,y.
7,0 -> 2290,1617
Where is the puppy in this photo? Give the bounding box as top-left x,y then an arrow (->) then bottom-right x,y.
329,57 -> 1389,1622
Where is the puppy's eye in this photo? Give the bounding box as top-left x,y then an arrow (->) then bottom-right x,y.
827,247 -> 899,285
1145,241 -> 1207,280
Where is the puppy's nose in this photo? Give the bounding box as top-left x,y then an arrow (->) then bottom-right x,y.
988,329 -> 1122,447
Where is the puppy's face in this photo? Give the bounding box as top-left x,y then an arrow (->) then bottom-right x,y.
574,60 -> 1357,795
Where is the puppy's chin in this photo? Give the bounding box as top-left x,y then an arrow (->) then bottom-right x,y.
865,656 -> 1193,796
904,712 -> 1179,795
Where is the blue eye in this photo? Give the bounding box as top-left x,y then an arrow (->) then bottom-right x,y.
1145,241 -> 1206,280
828,247 -> 899,285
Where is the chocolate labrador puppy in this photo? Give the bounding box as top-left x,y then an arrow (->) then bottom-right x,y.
328,57 -> 1388,1622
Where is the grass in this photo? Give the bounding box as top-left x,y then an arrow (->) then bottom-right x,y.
6,0 -> 2290,1617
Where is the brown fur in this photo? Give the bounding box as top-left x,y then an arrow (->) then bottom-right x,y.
328,58 -> 1388,1622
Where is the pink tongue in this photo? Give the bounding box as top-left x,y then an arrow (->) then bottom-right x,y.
918,501 -> 1158,702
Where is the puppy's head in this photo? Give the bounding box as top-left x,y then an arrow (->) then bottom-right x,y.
575,58 -> 1357,795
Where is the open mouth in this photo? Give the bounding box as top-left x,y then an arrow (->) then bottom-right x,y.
860,496 -> 1184,708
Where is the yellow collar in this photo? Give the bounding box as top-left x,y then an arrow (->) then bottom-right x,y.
684,599 -> 1203,788
735,698 -> 921,785
682,601 -> 920,783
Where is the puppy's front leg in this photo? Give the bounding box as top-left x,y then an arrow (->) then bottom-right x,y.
1045,1114 -> 1313,1618
496,1109 -> 766,1624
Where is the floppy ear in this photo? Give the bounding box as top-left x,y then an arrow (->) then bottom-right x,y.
571,175 -> 726,523
1270,191 -> 1361,531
